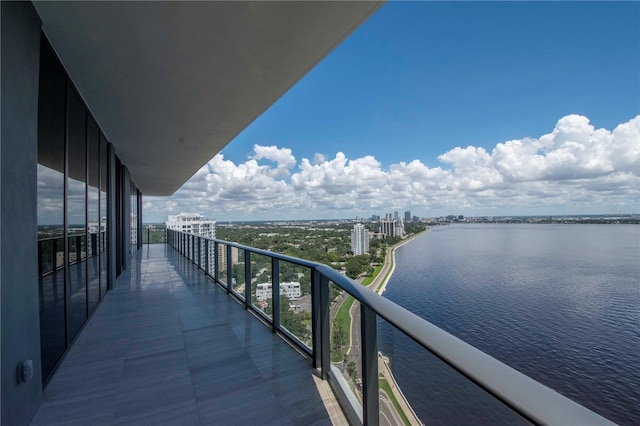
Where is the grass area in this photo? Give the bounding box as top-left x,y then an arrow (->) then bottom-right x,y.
379,378 -> 412,426
332,264 -> 384,362
361,265 -> 383,286
331,295 -> 355,362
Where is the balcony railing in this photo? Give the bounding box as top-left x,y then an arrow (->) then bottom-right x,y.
37,232 -> 106,277
142,224 -> 167,244
167,229 -> 614,426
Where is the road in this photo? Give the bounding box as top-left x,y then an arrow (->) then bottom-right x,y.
330,233 -> 427,426
380,390 -> 404,426
346,247 -> 393,377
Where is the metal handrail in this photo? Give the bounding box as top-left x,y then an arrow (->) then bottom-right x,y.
167,229 -> 615,426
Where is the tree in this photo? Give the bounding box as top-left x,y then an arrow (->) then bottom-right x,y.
332,316 -> 345,350
346,361 -> 358,382
280,295 -> 311,343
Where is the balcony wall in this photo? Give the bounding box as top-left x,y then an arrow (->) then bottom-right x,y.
1,3 -> 44,424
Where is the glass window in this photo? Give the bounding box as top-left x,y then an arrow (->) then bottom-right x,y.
87,118 -> 100,313
37,39 -> 67,382
100,133 -> 108,297
66,84 -> 87,341
131,182 -> 137,250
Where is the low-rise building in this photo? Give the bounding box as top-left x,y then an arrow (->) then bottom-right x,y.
255,282 -> 302,301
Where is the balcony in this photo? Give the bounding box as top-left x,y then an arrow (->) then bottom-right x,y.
31,231 -> 615,425
31,243 -> 344,425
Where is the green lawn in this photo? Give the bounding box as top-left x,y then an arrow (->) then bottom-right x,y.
331,295 -> 355,362
361,265 -> 383,286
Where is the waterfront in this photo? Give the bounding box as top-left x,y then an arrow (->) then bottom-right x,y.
379,224 -> 640,425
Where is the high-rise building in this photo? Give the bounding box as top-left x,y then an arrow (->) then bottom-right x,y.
350,223 -> 370,255
404,211 -> 411,222
394,211 -> 399,220
166,213 -> 218,269
379,214 -> 405,238
166,213 -> 216,239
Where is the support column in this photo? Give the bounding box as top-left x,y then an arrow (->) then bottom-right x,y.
1,2 -> 43,424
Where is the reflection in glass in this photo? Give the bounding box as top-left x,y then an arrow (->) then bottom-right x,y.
99,133 -> 108,297
37,39 -> 67,381
130,182 -> 137,249
66,85 -> 87,342
87,118 -> 100,313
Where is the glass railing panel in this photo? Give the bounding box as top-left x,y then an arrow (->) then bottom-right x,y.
195,237 -> 203,269
377,317 -> 529,425
217,243 -> 228,288
250,252 -> 273,319
277,261 -> 312,349
200,238 -> 207,270
143,225 -> 166,244
186,235 -> 192,261
329,280 -> 363,420
231,248 -> 246,298
205,239 -> 214,276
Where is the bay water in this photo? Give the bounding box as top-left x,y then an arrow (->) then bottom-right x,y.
379,224 -> 639,425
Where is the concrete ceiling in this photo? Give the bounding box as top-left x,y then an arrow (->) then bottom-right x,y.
33,1 -> 383,195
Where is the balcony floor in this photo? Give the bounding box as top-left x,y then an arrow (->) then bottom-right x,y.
31,244 -> 344,425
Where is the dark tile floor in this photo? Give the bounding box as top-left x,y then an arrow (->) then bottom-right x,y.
31,244 -> 342,425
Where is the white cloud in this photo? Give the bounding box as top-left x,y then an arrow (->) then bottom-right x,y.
143,115 -> 640,221
250,144 -> 296,179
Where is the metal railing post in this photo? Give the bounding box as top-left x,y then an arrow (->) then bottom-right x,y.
205,239 -> 209,276
361,304 -> 379,426
272,258 -> 280,332
214,241 -> 219,282
244,250 -> 251,307
226,244 -> 232,293
197,236 -> 202,269
319,274 -> 330,379
311,269 -> 321,369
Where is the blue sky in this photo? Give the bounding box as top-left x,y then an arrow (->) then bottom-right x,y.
144,1 -> 640,222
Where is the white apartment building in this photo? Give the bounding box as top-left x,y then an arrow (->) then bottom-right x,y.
166,213 -> 217,268
350,223 -> 370,255
255,282 -> 302,301
166,213 -> 216,238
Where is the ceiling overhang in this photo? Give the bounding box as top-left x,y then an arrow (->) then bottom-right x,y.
33,1 -> 383,195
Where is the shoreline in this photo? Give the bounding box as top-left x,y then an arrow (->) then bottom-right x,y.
373,229 -> 429,425
376,228 -> 429,295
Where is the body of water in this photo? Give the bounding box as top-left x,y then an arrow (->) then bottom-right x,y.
379,224 -> 639,425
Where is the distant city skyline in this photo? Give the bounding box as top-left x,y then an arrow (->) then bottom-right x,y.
143,2 -> 639,223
